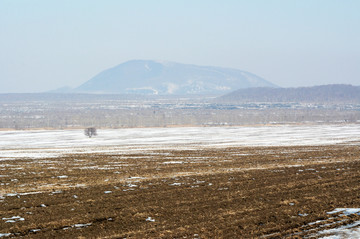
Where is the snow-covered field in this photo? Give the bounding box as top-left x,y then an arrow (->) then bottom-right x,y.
0,124 -> 359,160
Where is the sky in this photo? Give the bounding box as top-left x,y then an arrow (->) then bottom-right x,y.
0,0 -> 359,93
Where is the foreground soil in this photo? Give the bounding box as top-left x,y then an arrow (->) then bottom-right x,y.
1,145 -> 359,238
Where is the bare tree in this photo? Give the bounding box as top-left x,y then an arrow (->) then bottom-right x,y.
84,127 -> 97,138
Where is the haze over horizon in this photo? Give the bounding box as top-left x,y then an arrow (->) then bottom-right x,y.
1,0 -> 359,93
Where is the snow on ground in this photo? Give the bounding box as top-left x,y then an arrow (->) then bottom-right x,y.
309,208 -> 360,238
0,124 -> 359,160
320,228 -> 360,239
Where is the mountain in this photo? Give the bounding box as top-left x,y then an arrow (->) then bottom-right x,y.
217,84 -> 360,103
74,60 -> 276,95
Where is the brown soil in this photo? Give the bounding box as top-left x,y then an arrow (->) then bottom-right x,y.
1,145 -> 359,238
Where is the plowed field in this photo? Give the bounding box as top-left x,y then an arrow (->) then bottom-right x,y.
1,145 -> 360,238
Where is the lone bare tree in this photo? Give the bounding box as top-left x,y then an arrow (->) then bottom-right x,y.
84,127 -> 97,138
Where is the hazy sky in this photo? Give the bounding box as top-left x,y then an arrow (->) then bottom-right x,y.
1,0 -> 359,93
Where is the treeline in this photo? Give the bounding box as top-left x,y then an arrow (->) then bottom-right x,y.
1,90 -> 359,130
1,107 -> 359,130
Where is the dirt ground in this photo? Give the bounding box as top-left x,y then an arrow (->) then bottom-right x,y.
1,145 -> 360,238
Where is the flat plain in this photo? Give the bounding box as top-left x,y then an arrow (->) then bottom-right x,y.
1,125 -> 360,238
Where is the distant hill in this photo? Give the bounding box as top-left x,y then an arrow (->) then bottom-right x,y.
73,60 -> 277,95
47,86 -> 73,93
217,84 -> 360,103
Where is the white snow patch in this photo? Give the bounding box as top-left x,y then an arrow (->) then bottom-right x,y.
51,190 -> 63,194
19,191 -> 43,196
128,176 -> 144,179
170,182 -> 182,186
287,165 -> 303,168
0,233 -> 11,238
317,222 -> 360,238
146,217 -> 155,222
308,208 -> 360,238
163,161 -> 184,164
5,193 -> 17,197
126,184 -> 138,188
327,208 -> 360,216
2,216 -> 25,223
74,223 -> 92,228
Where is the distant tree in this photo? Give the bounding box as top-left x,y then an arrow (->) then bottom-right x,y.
84,127 -> 97,138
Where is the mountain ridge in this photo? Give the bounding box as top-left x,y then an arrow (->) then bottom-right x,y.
217,84 -> 360,103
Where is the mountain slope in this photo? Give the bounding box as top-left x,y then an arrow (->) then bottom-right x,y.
74,60 -> 276,94
217,84 -> 360,103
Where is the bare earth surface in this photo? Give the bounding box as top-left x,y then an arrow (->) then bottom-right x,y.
1,125 -> 360,238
